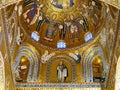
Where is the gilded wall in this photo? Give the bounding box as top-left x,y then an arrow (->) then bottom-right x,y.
0,8 -> 14,90
105,10 -> 120,90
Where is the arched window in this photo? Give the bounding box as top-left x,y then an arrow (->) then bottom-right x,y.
57,41 -> 66,49
31,31 -> 40,41
85,32 -> 93,42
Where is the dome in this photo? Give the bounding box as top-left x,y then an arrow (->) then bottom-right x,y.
19,0 -> 106,49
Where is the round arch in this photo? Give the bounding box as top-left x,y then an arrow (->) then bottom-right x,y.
46,55 -> 76,83
83,46 -> 107,82
14,45 -> 39,82
14,52 -> 33,81
88,52 -> 106,82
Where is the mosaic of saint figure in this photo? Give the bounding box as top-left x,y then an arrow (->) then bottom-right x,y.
15,65 -> 28,82
44,22 -> 58,41
23,1 -> 44,25
59,24 -> 66,39
51,0 -> 74,9
36,12 -> 45,31
69,50 -> 81,63
15,66 -> 22,81
57,61 -> 68,83
41,50 -> 56,63
23,1 -> 37,24
69,23 -> 80,39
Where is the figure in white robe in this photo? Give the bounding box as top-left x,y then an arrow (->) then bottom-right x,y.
57,61 -> 68,83
15,66 -> 21,79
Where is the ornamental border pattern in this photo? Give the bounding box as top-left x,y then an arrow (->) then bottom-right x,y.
15,83 -> 105,88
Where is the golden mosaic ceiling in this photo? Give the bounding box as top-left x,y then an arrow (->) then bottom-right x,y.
18,0 -> 106,49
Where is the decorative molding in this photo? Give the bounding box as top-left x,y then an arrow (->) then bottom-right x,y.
15,83 -> 105,88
